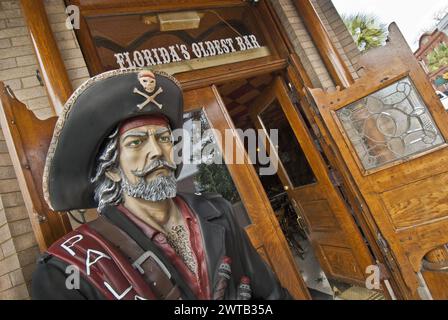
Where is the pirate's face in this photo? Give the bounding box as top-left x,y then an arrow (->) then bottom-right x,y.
117,124 -> 175,185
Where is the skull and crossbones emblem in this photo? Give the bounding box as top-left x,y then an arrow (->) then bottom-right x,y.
133,71 -> 164,110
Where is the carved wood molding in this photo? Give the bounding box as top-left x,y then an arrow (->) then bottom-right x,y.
20,0 -> 73,114
0,82 -> 72,251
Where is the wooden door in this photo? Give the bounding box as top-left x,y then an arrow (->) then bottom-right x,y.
250,77 -> 375,286
307,24 -> 448,299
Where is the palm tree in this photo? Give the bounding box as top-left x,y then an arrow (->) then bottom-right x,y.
427,43 -> 448,72
342,14 -> 388,51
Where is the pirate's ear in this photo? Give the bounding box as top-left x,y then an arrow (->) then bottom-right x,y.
105,168 -> 121,183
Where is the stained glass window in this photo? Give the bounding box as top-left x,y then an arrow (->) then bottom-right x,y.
336,77 -> 444,171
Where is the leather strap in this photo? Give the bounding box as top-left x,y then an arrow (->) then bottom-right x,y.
102,206 -> 196,299
89,216 -> 182,300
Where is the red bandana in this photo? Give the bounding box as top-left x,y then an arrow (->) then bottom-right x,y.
119,115 -> 169,135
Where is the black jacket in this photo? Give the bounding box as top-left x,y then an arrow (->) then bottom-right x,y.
32,193 -> 291,300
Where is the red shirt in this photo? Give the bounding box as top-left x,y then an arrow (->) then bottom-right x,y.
117,197 -> 211,299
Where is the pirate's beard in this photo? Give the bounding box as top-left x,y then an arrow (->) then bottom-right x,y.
120,162 -> 177,202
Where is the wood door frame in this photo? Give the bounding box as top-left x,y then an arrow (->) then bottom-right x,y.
248,82 -> 314,192
183,85 -> 311,300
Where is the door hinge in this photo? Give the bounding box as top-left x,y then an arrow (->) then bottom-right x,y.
376,230 -> 398,272
376,231 -> 389,251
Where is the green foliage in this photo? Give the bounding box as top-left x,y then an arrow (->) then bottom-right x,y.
188,110 -> 240,204
342,13 -> 388,51
194,163 -> 240,204
427,43 -> 448,72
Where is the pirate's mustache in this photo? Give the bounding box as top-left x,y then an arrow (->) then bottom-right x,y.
131,159 -> 177,178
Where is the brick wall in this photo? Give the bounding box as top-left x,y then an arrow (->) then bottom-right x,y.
270,0 -> 360,89
271,0 -> 334,89
45,0 -> 90,93
313,0 -> 360,80
0,0 -> 89,300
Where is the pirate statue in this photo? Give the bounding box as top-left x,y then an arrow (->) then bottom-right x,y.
32,69 -> 291,300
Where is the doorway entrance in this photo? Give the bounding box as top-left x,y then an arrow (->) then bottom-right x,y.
215,73 -> 385,299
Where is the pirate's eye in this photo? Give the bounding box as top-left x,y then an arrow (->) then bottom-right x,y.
157,134 -> 172,144
127,139 -> 142,147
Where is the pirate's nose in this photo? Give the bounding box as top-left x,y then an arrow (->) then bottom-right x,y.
147,135 -> 163,160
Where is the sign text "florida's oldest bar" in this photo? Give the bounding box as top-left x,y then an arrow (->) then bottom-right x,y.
114,34 -> 262,69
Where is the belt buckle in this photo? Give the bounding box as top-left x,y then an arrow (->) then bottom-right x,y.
132,251 -> 171,279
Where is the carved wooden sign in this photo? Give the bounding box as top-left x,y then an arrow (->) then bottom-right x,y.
114,34 -> 262,69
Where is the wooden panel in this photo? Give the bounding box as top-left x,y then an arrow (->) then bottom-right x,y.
422,271 -> 448,300
320,245 -> 364,281
245,224 -> 274,269
0,83 -> 72,251
245,224 -> 262,249
301,200 -> 340,232
381,172 -> 448,230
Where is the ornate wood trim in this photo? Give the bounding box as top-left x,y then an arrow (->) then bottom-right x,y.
0,83 -> 72,251
177,58 -> 287,91
20,0 -> 73,114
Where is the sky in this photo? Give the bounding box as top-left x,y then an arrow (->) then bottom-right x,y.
332,0 -> 448,51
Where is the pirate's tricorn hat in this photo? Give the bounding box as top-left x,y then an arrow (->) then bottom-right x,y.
43,68 -> 184,211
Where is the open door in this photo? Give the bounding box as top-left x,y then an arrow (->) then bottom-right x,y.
250,76 -> 375,286
308,24 -> 448,299
183,86 -> 310,299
